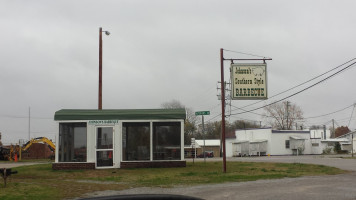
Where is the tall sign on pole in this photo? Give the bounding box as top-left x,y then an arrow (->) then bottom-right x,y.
220,48 -> 271,173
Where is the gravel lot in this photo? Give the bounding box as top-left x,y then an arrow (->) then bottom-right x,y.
82,155 -> 356,200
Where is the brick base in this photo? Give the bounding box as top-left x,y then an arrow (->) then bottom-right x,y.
53,161 -> 186,170
120,161 -> 186,168
52,163 -> 95,170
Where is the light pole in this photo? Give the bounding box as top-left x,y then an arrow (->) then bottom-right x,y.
99,27 -> 110,110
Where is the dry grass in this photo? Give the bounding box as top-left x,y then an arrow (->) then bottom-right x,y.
0,161 -> 346,200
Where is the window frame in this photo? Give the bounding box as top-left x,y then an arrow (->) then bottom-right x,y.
122,122 -> 151,161
58,122 -> 88,163
285,140 -> 290,149
120,120 -> 183,162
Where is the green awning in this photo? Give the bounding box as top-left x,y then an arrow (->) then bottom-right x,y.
54,109 -> 186,121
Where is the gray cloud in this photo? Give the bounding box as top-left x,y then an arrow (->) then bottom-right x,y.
1,0 -> 356,144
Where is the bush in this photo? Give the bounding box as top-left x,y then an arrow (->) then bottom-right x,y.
323,148 -> 332,154
334,143 -> 341,152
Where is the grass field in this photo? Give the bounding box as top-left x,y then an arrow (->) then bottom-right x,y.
0,161 -> 346,200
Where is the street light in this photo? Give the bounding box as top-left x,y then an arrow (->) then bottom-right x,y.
99,27 -> 110,110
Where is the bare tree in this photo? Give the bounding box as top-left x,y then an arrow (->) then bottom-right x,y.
263,101 -> 304,130
161,99 -> 185,109
161,99 -> 198,144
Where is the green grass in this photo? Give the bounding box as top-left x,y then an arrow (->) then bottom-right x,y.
343,156 -> 356,159
0,161 -> 346,200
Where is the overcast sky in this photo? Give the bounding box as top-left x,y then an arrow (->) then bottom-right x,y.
1,0 -> 356,144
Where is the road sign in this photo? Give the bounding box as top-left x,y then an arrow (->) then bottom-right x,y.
195,111 -> 210,116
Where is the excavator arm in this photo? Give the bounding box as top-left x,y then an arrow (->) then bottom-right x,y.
22,137 -> 55,152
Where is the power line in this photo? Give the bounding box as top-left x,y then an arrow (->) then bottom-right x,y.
232,57 -> 356,111
224,49 -> 271,59
304,104 -> 354,119
230,60 -> 356,116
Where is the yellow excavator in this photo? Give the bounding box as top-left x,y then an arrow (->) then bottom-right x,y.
22,137 -> 55,152
6,137 -> 55,161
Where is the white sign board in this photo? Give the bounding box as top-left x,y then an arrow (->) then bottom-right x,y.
231,63 -> 267,100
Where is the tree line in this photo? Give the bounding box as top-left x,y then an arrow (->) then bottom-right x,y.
162,99 -> 352,145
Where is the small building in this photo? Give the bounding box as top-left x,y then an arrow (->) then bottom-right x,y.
336,131 -> 356,153
184,139 -> 221,158
226,128 -> 312,156
195,139 -> 220,157
53,109 -> 186,170
226,128 -> 355,156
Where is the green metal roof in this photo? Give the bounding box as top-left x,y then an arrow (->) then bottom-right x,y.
54,109 -> 186,121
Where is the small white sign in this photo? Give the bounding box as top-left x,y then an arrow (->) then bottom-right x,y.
88,120 -> 119,125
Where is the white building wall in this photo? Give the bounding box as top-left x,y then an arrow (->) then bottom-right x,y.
226,138 -> 235,157
310,129 -> 331,139
235,128 -> 272,141
310,138 -> 323,154
271,132 -> 311,155
228,128 -> 314,156
234,128 -> 273,156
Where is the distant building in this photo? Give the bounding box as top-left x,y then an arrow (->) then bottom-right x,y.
336,131 -> 356,153
226,128 -> 351,157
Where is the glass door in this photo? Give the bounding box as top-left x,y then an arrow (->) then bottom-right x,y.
96,127 -> 114,167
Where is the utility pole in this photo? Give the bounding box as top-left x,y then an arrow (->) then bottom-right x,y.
99,27 -> 103,110
286,101 -> 290,130
323,125 -> 326,140
332,119 -> 335,138
220,48 -> 226,173
352,133 -> 354,158
98,27 -> 110,110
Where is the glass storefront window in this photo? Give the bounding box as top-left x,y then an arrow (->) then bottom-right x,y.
96,127 -> 114,167
96,151 -> 113,167
97,127 -> 113,149
153,122 -> 181,160
58,123 -> 87,162
122,122 -> 150,161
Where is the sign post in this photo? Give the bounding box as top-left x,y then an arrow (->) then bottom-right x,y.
195,111 -> 210,163
191,137 -> 195,163
220,48 -> 272,173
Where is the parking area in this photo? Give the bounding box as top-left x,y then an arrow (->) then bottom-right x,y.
98,155 -> 356,200
227,155 -> 356,171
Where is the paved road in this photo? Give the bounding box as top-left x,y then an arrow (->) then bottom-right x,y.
226,155 -> 356,171
84,155 -> 356,200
